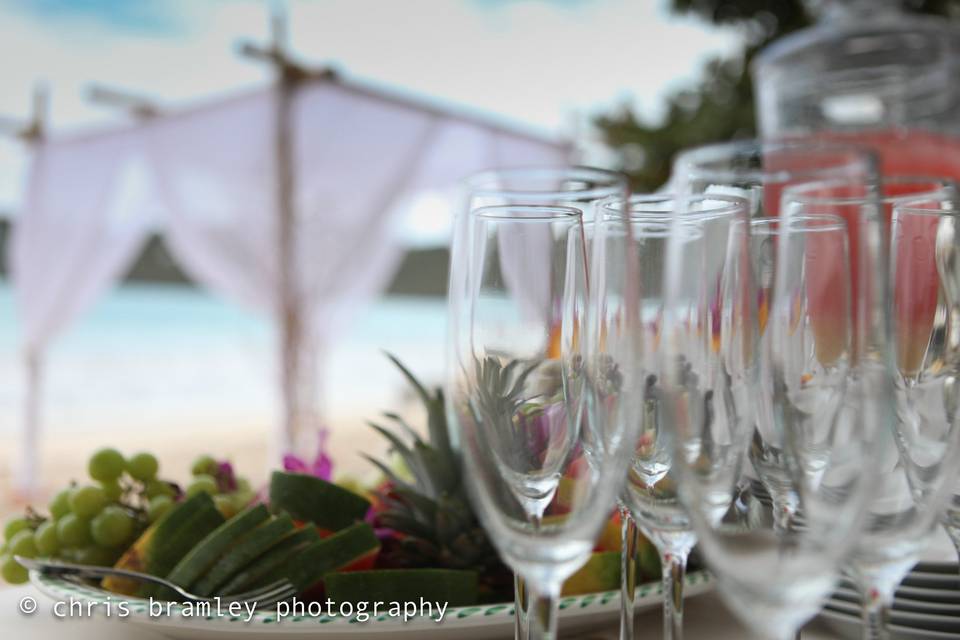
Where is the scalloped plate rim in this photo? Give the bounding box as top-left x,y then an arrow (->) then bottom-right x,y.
30,569 -> 712,638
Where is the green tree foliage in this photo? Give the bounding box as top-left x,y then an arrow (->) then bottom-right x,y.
595,0 -> 960,191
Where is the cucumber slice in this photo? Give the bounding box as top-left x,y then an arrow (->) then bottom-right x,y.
166,504 -> 270,589
192,514 -> 295,596
269,471 -> 370,531
324,569 -> 478,607
218,526 -> 320,595
104,492 -> 224,598
256,522 -> 379,592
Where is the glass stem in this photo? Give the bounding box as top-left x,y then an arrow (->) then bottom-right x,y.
861,586 -> 892,640
514,572 -> 530,640
527,582 -> 561,640
660,545 -> 689,640
620,510 -> 640,640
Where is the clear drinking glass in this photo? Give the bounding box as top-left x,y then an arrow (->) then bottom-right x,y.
596,194 -> 748,640
669,140 -> 879,535
446,204 -> 638,640
783,177 -> 960,640
450,167 -> 627,638
662,209 -> 877,640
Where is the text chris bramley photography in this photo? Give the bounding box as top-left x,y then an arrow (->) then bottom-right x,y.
44,596 -> 451,624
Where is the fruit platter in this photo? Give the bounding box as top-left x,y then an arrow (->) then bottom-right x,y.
1,357 -> 711,638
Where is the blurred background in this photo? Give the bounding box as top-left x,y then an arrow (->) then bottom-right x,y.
0,0 -> 956,512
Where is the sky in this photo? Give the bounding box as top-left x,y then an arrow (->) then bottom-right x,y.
0,0 -> 742,221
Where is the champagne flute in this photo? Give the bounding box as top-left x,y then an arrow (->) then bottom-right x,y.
446,204 -> 638,640
670,140 -> 879,532
783,177 -> 960,640
451,167 -> 627,638
662,208 -> 877,640
596,193 -> 748,640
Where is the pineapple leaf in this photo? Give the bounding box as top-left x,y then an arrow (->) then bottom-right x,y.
384,350 -> 431,406
383,412 -> 424,446
392,486 -> 439,524
361,454 -> 417,494
368,422 -> 435,495
413,441 -> 458,497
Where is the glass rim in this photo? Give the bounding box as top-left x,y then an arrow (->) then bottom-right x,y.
470,203 -> 583,221
463,165 -> 627,201
597,192 -> 749,221
892,201 -> 960,218
749,213 -> 849,234
672,138 -> 877,186
783,175 -> 957,206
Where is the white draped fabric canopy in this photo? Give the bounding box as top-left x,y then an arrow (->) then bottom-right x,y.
8,72 -> 569,493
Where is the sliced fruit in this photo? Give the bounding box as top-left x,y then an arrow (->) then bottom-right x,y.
561,551 -> 621,596
256,522 -> 379,592
218,526 -> 321,595
324,569 -> 478,607
166,504 -> 270,590
192,514 -> 295,597
103,493 -> 224,596
269,471 -> 371,531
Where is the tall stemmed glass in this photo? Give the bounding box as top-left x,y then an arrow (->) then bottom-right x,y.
451,167 -> 628,639
662,207 -> 878,640
446,204 -> 639,640
597,194 -> 748,640
783,177 -> 960,640
670,140 -> 879,532
891,197 -> 960,575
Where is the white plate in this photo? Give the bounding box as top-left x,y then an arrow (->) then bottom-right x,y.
824,600 -> 960,634
831,587 -> 960,616
31,570 -> 713,640
820,607 -> 960,640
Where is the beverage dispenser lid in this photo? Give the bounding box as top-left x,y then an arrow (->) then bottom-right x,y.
755,0 -> 957,74
753,0 -> 960,131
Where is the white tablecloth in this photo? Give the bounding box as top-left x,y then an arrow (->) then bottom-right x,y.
0,585 -> 842,639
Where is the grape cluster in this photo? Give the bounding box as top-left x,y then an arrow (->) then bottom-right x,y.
187,455 -> 255,519
0,448 -> 175,585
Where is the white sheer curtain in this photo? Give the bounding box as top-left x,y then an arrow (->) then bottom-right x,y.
8,74 -> 570,490
148,76 -> 569,457
9,129 -> 158,494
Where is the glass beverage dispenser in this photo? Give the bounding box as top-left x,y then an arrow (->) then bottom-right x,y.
752,0 -> 960,178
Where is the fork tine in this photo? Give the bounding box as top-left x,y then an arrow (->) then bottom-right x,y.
254,589 -> 298,610
220,580 -> 296,604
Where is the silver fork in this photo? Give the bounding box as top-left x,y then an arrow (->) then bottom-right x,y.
16,556 -> 296,607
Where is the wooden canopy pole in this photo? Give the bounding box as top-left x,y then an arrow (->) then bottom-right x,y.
238,6 -> 314,457
3,84 -> 48,499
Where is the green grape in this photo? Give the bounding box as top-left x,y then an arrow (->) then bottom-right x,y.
90,506 -> 134,548
88,448 -> 126,483
73,545 -> 116,567
34,522 -> 59,557
186,474 -> 218,498
69,485 -> 108,518
126,452 -> 159,482
3,517 -> 30,543
8,530 -> 38,559
232,490 -> 255,511
213,495 -> 237,518
100,479 -> 123,502
0,554 -> 28,584
56,514 -> 92,548
235,477 -> 252,493
49,489 -> 72,520
147,496 -> 173,523
145,479 -> 175,499
190,455 -> 218,477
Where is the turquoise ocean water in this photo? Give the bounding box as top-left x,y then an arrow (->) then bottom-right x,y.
0,282 -> 446,435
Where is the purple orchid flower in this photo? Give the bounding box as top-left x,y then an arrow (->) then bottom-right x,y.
282,428 -> 334,481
